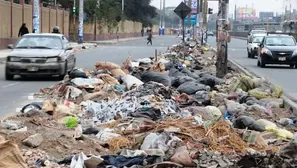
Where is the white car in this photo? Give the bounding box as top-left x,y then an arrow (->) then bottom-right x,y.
247,29 -> 267,44
247,34 -> 265,58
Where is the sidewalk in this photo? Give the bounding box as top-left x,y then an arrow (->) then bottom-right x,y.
87,36 -> 145,45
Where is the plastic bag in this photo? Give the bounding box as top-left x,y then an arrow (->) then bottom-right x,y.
170,146 -> 196,167
225,99 -> 247,114
177,82 -> 207,95
69,69 -> 87,79
233,116 -> 265,132
122,74 -> 144,90
70,152 -> 87,168
276,128 -> 294,139
255,119 -> 277,131
63,116 -> 78,128
204,106 -> 222,121
71,78 -> 104,88
240,76 -> 255,91
141,71 -> 171,86
271,85 -> 283,98
95,61 -> 120,70
248,88 -> 271,99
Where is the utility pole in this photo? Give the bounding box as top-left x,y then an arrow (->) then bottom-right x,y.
78,0 -> 84,44
122,0 -> 124,14
160,0 -> 163,30
187,0 -> 192,27
203,0 -> 208,42
200,0 -> 203,44
216,0 -> 229,78
163,0 -> 166,30
32,0 -> 40,33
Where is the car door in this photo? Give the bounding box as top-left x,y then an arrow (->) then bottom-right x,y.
62,36 -> 75,70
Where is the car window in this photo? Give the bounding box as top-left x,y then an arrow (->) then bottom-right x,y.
252,36 -> 264,43
264,36 -> 296,46
16,36 -> 63,49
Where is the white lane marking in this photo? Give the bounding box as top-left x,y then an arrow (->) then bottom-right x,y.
2,82 -> 20,88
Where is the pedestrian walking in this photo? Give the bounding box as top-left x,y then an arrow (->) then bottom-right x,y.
147,32 -> 152,45
18,23 -> 29,37
141,28 -> 144,37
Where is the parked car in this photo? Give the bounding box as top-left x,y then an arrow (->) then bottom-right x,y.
247,34 -> 265,58
5,33 -> 76,80
247,29 -> 267,44
257,33 -> 297,68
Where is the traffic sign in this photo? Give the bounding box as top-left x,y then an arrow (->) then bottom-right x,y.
174,2 -> 191,19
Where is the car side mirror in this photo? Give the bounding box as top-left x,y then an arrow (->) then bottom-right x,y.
66,47 -> 73,51
7,44 -> 13,49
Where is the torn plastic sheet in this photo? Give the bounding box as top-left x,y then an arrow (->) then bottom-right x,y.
70,152 -> 104,168
80,96 -> 178,123
71,78 -> 104,88
20,101 -> 43,113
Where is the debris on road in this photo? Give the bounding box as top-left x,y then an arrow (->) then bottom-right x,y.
0,40 -> 296,168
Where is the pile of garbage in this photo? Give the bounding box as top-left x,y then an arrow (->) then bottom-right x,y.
1,41 -> 297,168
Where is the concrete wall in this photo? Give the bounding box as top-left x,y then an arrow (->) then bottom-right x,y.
69,20 -> 159,42
0,0 -> 69,49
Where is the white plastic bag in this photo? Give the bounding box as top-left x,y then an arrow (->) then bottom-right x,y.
122,74 -> 144,90
70,152 -> 87,168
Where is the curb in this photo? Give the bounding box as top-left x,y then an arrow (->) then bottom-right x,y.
208,45 -> 297,113
89,37 -> 145,45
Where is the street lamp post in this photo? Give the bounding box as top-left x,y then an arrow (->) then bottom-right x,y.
78,0 -> 84,44
122,0 -> 124,14
32,0 -> 40,33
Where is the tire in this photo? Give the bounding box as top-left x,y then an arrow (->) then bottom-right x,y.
58,61 -> 67,80
260,56 -> 266,68
5,68 -> 13,80
247,49 -> 251,58
257,60 -> 260,67
295,64 -> 297,69
290,64 -> 294,68
250,50 -> 255,58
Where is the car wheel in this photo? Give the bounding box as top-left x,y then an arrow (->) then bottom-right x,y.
290,64 -> 295,68
260,56 -> 266,68
5,68 -> 14,80
295,64 -> 297,69
247,49 -> 251,58
250,50 -> 255,58
58,61 -> 67,80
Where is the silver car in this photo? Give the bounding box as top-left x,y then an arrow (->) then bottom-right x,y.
5,33 -> 76,80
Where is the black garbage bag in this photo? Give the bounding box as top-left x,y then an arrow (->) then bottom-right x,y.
233,115 -> 265,132
129,108 -> 162,121
193,91 -> 211,106
164,62 -> 174,70
180,68 -> 200,79
169,67 -> 186,77
99,155 -> 157,168
172,76 -> 196,87
199,74 -> 224,88
141,71 -> 171,86
69,69 -> 87,79
21,102 -> 43,113
239,95 -> 258,105
177,82 -> 207,95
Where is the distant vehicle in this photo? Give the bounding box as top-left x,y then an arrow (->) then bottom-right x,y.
276,30 -> 283,33
247,29 -> 267,44
207,31 -> 214,36
5,33 -> 76,80
257,33 -> 297,68
247,34 -> 265,58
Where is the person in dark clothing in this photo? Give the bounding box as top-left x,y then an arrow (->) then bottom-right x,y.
141,28 -> 144,37
147,32 -> 152,45
52,26 -> 60,34
18,23 -> 29,37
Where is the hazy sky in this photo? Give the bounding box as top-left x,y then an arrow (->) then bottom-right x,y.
151,0 -> 295,16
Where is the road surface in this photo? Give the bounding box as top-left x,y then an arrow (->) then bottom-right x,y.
0,35 -> 181,117
208,36 -> 297,101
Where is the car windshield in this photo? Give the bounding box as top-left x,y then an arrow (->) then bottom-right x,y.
265,36 -> 296,46
253,36 -> 264,43
15,35 -> 62,49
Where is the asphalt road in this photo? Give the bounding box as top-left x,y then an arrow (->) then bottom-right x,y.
0,35 -> 180,117
208,36 -> 297,100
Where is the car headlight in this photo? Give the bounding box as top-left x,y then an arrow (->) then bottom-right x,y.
263,48 -> 272,55
8,57 -> 21,62
46,57 -> 59,63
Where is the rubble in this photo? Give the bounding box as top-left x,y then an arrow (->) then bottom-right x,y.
0,40 -> 296,168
